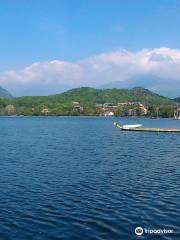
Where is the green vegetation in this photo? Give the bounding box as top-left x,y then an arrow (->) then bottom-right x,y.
0,87 -> 177,117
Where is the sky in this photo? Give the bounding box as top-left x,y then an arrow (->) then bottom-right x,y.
0,0 -> 180,97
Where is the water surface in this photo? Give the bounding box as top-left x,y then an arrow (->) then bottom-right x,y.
0,117 -> 179,239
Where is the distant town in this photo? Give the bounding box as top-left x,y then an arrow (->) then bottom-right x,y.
72,101 -> 148,116
2,100 -> 180,118
0,87 -> 179,117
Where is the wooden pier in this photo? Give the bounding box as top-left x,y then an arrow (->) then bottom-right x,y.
114,122 -> 180,133
121,127 -> 180,133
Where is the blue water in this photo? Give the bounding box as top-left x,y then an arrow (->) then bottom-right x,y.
0,117 -> 179,240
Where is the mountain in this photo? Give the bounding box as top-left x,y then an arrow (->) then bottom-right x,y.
0,87 -> 175,116
174,97 -> 180,103
0,86 -> 13,98
100,74 -> 180,98
52,86 -> 173,106
14,86 -> 173,107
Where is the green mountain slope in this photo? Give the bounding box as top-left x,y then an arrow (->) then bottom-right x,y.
48,87 -> 174,106
0,87 -> 175,116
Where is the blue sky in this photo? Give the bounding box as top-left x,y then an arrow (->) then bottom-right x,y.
0,0 -> 180,68
0,0 -> 180,96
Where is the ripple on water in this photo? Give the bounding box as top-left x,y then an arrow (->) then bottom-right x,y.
0,117 -> 179,239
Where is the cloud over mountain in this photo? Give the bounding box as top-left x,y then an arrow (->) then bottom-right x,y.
1,47 -> 180,97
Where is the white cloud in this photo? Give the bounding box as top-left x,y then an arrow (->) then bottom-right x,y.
1,47 -> 180,96
1,60 -> 83,85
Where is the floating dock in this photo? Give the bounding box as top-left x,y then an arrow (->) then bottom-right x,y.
121,127 -> 180,133
114,122 -> 180,133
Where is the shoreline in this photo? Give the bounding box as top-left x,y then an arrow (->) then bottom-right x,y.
0,115 -> 177,119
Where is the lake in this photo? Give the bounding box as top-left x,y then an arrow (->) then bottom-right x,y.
0,117 -> 179,239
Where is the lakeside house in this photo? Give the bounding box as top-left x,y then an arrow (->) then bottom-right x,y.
72,102 -> 84,113
5,105 -> 16,115
95,101 -> 148,116
41,108 -> 50,115
126,104 -> 147,116
138,103 -> 148,115
104,111 -> 114,117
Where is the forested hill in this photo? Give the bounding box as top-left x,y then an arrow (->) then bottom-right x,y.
0,87 -> 176,116
52,87 -> 173,106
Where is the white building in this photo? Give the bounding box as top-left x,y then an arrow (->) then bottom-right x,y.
104,111 -> 114,117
